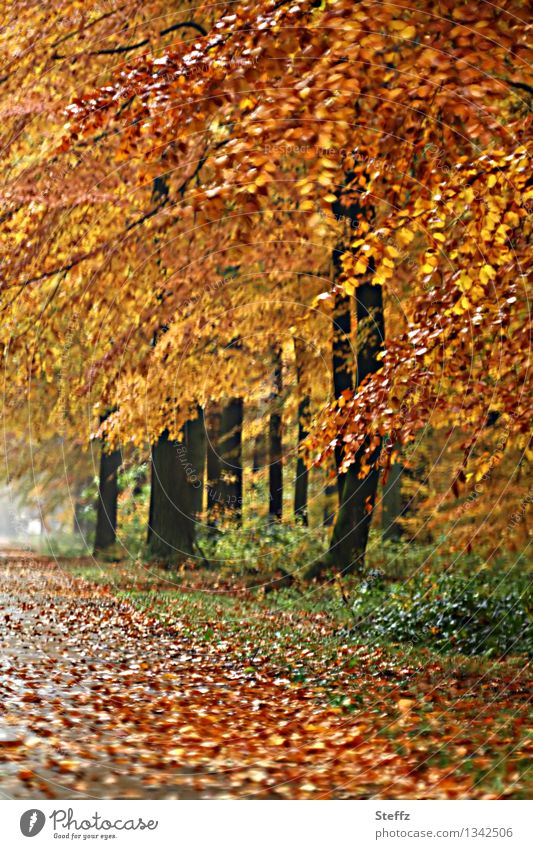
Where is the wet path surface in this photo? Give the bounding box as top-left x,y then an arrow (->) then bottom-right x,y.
0,553 -> 531,800
0,554 -> 211,798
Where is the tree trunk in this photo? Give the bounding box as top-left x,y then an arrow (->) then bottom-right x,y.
146,415 -> 204,564
269,348 -> 283,519
293,339 -> 309,525
206,405 -> 222,517
252,429 -> 266,473
332,277 -> 353,499
218,398 -> 243,520
328,281 -> 385,573
94,444 -> 121,553
327,444 -> 381,574
382,459 -> 404,542
323,479 -> 337,526
185,406 -> 206,519
306,280 -> 385,578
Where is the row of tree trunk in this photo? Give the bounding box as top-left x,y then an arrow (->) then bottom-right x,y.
92,357 -> 303,561
93,223 -> 404,571
93,327 -> 404,573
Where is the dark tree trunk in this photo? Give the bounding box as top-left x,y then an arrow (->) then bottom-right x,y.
147,412 -> 205,564
327,281 -> 385,573
218,398 -> 243,520
327,444 -> 381,574
185,407 -> 206,519
323,479 -> 337,527
382,459 -> 404,542
293,339 -> 309,525
251,416 -> 266,513
206,406 -> 222,517
304,181 -> 384,578
94,444 -> 121,553
306,280 -> 385,578
294,396 -> 310,524
252,429 -> 266,473
332,273 -> 354,499
269,348 -> 283,520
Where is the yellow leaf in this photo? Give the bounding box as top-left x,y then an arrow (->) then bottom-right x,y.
397,227 -> 415,247
168,747 -> 185,757
480,264 -> 496,285
307,741 -> 326,752
390,21 -> 416,39
401,25 -> 417,39
458,272 -> 473,292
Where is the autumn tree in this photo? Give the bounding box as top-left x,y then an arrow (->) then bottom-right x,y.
1,0 -> 530,575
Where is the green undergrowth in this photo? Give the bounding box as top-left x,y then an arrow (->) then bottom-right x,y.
37,550 -> 533,798
342,570 -> 532,657
59,530 -> 533,660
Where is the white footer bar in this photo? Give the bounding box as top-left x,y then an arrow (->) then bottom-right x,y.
3,799 -> 532,849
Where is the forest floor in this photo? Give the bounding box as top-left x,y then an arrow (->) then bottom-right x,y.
0,551 -> 531,800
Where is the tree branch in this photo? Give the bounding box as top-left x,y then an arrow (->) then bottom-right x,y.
160,21 -> 207,38
495,76 -> 533,97
53,21 -> 208,61
87,38 -> 149,57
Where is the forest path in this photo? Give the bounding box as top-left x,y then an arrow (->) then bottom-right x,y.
0,553 -> 530,799
0,551 -> 207,799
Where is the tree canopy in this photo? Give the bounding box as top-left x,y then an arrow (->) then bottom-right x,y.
1,0 -> 531,559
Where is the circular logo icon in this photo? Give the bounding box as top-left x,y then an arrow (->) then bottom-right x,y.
20,810 -> 46,837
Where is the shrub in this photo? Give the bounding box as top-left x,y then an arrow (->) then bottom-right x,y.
347,570 -> 532,657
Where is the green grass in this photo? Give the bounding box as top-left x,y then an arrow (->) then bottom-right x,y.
35,516 -> 532,660
38,546 -> 532,799
61,546 -> 532,661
